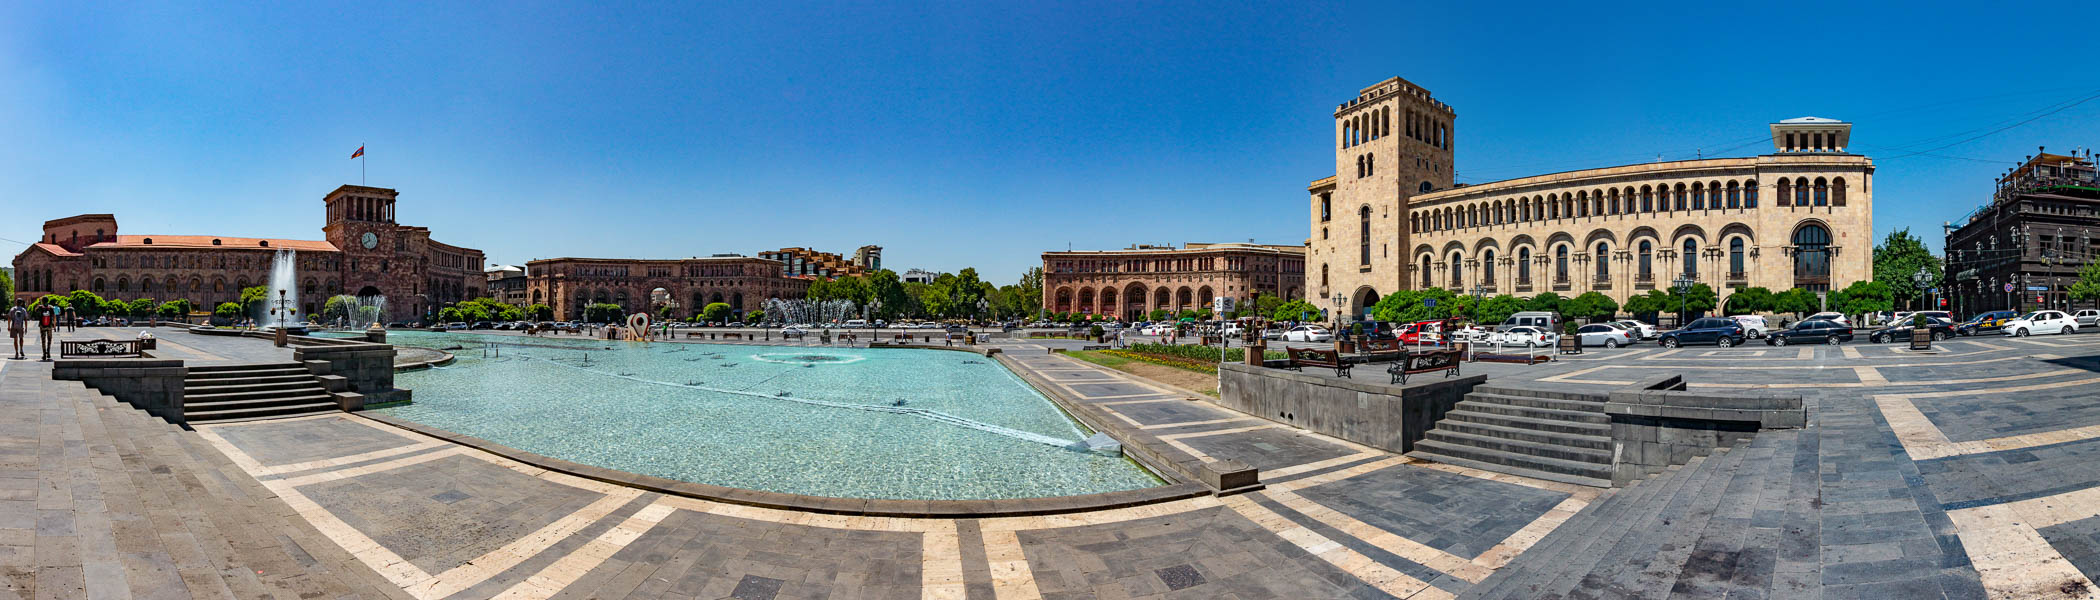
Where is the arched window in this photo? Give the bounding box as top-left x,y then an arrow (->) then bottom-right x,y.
1555,246 -> 1569,283
92,277 -> 105,293
1450,252 -> 1464,287
1420,255 -> 1433,287
1420,181 -> 1433,194
1777,178 -> 1792,206
1813,177 -> 1828,206
1795,177 -> 1810,205
1609,189 -> 1621,214
1518,248 -> 1532,283
1729,238 -> 1746,276
1833,178 -> 1848,206
1321,264 -> 1329,288
1520,201 -> 1530,222
1359,207 -> 1372,266
1682,239 -> 1698,278
1639,241 -> 1653,279
1577,192 -> 1590,217
1483,249 -> 1496,283
1367,153 -> 1375,176
1746,181 -> 1759,208
1674,184 -> 1688,211
1692,183 -> 1705,210
1641,186 -> 1654,212
1793,224 -> 1832,291
1356,156 -> 1365,178
1549,195 -> 1560,219
1320,194 -> 1331,222
1727,181 -> 1741,208
1595,242 -> 1610,280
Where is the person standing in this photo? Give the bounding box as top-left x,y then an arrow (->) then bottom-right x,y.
7,300 -> 26,360
37,304 -> 56,361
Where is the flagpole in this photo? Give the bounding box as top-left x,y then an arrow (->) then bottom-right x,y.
361,141 -> 366,186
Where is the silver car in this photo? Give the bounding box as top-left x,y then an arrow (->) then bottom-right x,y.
1575,323 -> 1636,348
2076,309 -> 2100,328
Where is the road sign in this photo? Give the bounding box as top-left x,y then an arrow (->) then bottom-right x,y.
1213,297 -> 1235,314
2004,283 -> 2015,292
1424,298 -> 1437,308
2027,286 -> 2050,291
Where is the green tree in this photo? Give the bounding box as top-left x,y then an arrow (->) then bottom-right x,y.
523,303 -> 554,321
438,307 -> 464,323
583,303 -> 623,324
1723,287 -> 1775,315
1566,291 -> 1619,322
1832,280 -> 1894,317
240,285 -> 271,315
744,309 -> 763,323
1872,228 -> 1943,311
0,269 -> 11,303
1010,267 -> 1043,318
213,302 -> 244,321
65,289 -> 108,317
1623,290 -> 1668,318
156,299 -> 193,319
1148,308 -> 1171,321
702,302 -> 733,323
1666,283 -> 1719,317
126,297 -> 159,318
1526,292 -> 1565,314
1254,293 -> 1284,318
1271,299 -> 1321,322
2072,261 -> 2100,305
1774,287 -> 1820,316
321,295 -> 352,324
30,295 -> 68,312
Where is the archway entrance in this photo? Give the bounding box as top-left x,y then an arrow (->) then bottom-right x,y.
1350,287 -> 1380,323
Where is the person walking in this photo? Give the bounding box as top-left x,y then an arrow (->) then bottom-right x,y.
7,300 -> 26,360
37,304 -> 57,361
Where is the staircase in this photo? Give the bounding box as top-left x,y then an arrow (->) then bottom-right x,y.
2,369 -> 409,598
1457,430 -> 1818,599
183,362 -> 340,423
1408,385 -> 1614,488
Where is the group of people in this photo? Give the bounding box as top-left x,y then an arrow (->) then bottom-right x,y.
7,299 -> 62,361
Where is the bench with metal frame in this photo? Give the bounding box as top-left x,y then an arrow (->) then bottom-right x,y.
1284,347 -> 1351,378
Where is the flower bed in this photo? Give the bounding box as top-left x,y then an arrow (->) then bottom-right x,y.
1103,349 -> 1220,373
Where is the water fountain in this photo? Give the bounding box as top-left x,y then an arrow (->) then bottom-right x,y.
261,249 -> 301,330
762,298 -> 858,326
323,294 -> 388,329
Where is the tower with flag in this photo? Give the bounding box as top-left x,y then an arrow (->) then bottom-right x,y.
351,144 -> 365,184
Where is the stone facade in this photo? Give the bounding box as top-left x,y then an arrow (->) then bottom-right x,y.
1942,150 -> 2100,314
1305,77 -> 1873,319
12,185 -> 484,322
757,246 -> 881,278
1307,77 -> 1457,320
486,265 -> 529,307
524,256 -> 810,321
1042,243 -> 1305,320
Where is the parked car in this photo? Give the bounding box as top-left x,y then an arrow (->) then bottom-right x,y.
1448,325 -> 1493,343
1866,317 -> 1955,343
1958,310 -> 2019,336
1729,315 -> 1770,338
2002,310 -> 2078,337
2075,309 -> 2100,328
1658,318 -> 1747,348
1766,319 -> 1854,346
1220,323 -> 1244,337
1502,311 -> 1559,331
1356,321 -> 1400,341
1490,325 -> 1559,348
1613,319 -> 1659,340
1574,323 -> 1636,348
1282,326 -> 1333,343
1395,320 -> 1451,345
1803,312 -> 1850,326
1140,323 -> 1176,336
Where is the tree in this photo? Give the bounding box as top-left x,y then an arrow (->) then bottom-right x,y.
1271,299 -> 1321,323
29,295 -> 68,312
1832,280 -> 1894,317
702,302 -> 733,323
1775,288 -> 1820,316
438,307 -> 464,323
0,269 -> 10,304
1475,294 -> 1526,325
2072,261 -> 2100,305
65,290 -> 108,317
240,285 -> 270,316
126,298 -> 159,318
1723,287 -> 1775,315
524,303 -> 554,321
744,309 -> 764,323
1148,308 -> 1172,321
583,303 -> 624,324
156,299 -> 193,319
1010,267 -> 1044,318
214,302 -> 244,321
1526,292 -> 1564,314
1873,228 -> 1942,310
1254,293 -> 1285,318
1566,291 -> 1619,323
1623,290 -> 1668,319
1667,283 -> 1718,317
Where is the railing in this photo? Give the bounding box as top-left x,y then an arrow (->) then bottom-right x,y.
1727,271 -> 1749,287
60,339 -> 143,358
1592,277 -> 1612,290
1552,276 -> 1571,292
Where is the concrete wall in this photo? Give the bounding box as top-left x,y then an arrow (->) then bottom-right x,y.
1217,361 -> 1483,454
53,359 -> 186,421
292,343 -> 407,405
1603,375 -> 1805,486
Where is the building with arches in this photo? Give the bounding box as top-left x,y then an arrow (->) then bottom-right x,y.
1041,243 -> 1305,321
522,256 -> 810,322
1304,78 -> 1872,319
11,185 -> 486,322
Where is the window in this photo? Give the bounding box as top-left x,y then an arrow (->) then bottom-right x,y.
1483,250 -> 1496,283
1793,224 -> 1832,291
1641,187 -> 1653,212
1419,181 -> 1433,194
1746,181 -> 1759,208
1518,248 -> 1531,283
1595,242 -> 1610,279
1420,255 -> 1433,287
1367,154 -> 1375,176
1555,246 -> 1569,282
1795,177 -> 1810,205
1450,252 -> 1463,287
1674,184 -> 1687,211
1692,184 -> 1705,210
1682,239 -> 1698,277
1359,207 -> 1372,266
1727,181 -> 1740,208
1639,241 -> 1653,278
1320,194 -> 1331,222
1729,238 -> 1745,275
1832,178 -> 1847,207
1813,178 -> 1828,206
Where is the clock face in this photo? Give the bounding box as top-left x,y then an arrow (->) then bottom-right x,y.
360,232 -> 378,249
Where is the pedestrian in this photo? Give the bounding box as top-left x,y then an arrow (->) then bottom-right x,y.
7,299 -> 26,360
37,304 -> 56,361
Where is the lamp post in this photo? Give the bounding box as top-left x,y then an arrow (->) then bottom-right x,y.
1672,274 -> 1694,327
1912,267 -> 1933,313
268,289 -> 297,347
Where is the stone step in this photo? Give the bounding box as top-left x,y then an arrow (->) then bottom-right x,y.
1422,429 -> 1611,464
1433,419 -> 1612,450
183,399 -> 339,423
179,373 -> 313,387
1406,441 -> 1611,487
184,385 -> 330,403
1443,409 -> 1610,436
1460,391 -> 1607,413
1451,400 -> 1610,425
185,391 -> 335,412
1463,456 -> 1700,599
183,379 -> 320,395
49,381 -> 220,600
1571,445 -> 1747,599
183,366 -> 310,380
186,362 -> 307,373
1470,384 -> 1611,403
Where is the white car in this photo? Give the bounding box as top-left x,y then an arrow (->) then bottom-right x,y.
1220,324 -> 1244,337
1613,319 -> 1658,340
1282,326 -> 1333,342
780,326 -> 809,337
1729,315 -> 1769,339
1491,325 -> 1559,348
2002,310 -> 2078,337
1447,326 -> 1493,342
1805,312 -> 1850,326
1140,324 -> 1176,336
1575,323 -> 1636,348
2075,309 -> 2100,328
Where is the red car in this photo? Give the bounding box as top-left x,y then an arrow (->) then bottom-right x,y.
1396,319 -> 1454,345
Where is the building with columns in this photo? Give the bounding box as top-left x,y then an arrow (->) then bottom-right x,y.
12,185 -> 485,322
1305,76 -> 1872,320
1042,243 -> 1305,321
1943,149 -> 2100,314
523,256 -> 810,321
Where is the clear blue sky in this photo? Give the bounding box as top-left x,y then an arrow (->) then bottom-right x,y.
5,2 -> 2098,284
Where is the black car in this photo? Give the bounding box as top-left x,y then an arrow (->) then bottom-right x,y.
1765,319 -> 1854,346
1956,310 -> 2017,336
1867,317 -> 1956,344
1658,317 -> 1748,348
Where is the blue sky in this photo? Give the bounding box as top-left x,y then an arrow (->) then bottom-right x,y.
4,2 -> 2098,284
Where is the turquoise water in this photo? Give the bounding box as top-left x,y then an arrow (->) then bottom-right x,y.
367,332 -> 1163,500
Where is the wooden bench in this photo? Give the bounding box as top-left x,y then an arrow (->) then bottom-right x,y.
1357,338 -> 1404,359
723,333 -> 742,340
1388,348 -> 1461,384
1284,347 -> 1351,378
60,339 -> 143,358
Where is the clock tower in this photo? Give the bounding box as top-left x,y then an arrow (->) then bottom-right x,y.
323,185 -> 400,299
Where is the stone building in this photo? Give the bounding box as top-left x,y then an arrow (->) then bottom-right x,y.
757,245 -> 881,278
486,265 -> 529,307
523,256 -> 810,321
1042,243 -> 1305,321
1943,149 -> 2100,314
12,185 -> 485,322
1304,76 -> 1873,320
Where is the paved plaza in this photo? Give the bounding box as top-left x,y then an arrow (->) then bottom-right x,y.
3,326 -> 2100,598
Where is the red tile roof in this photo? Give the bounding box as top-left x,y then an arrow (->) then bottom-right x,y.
30,243 -> 80,257
92,235 -> 339,252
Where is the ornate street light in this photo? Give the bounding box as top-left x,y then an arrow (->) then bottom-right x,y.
1673,274 -> 1695,326
1912,267 -> 1933,312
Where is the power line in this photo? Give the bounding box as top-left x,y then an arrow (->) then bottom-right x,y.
1880,89 -> 2100,159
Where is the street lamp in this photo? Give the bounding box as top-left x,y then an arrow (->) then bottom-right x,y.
268,289 -> 298,347
1912,267 -> 1933,313
1672,274 -> 1694,327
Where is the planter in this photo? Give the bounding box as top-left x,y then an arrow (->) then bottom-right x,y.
1335,340 -> 1357,354
1909,328 -> 1932,351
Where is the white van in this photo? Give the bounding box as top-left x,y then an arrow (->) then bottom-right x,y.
1502,311 -> 1559,332
842,319 -> 868,328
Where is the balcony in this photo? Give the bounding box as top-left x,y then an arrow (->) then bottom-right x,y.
1592,276 -> 1611,291
1727,271 -> 1749,287
1635,274 -> 1654,290
1515,279 -> 1532,294
1552,276 -> 1571,292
